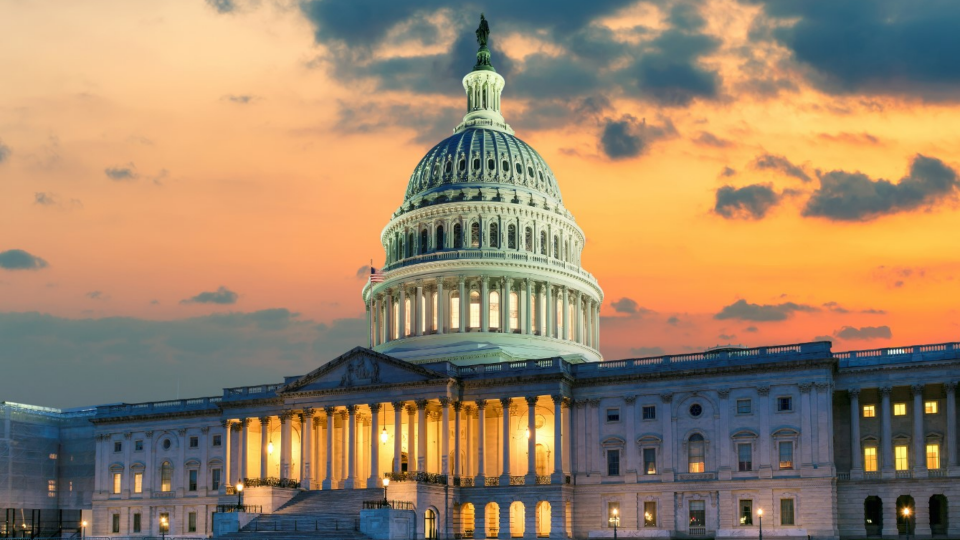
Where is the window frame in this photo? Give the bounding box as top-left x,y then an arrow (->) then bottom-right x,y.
925,400 -> 939,414
926,443 -> 941,470
642,447 -> 657,475
606,449 -> 621,476
736,399 -> 752,415
113,441 -> 122,453
189,436 -> 199,448
739,500 -> 754,526
112,472 -> 122,494
134,440 -> 144,452
777,396 -> 794,412
737,443 -> 753,472
687,433 -> 706,473
112,514 -> 120,534
778,441 -> 795,470
605,408 -> 620,423
641,405 -> 656,420
188,468 -> 198,492
134,472 -> 143,494
643,501 -> 657,528
894,445 -> 909,471
133,513 -> 142,534
893,403 -> 907,416
780,498 -> 795,526
863,445 -> 879,472
211,468 -> 222,491
862,405 -> 876,418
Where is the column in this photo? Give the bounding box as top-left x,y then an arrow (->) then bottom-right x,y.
143,431 -> 154,494
912,384 -> 926,474
501,278 -> 511,333
258,418 -> 269,478
417,400 -> 428,472
392,402 -> 404,473
238,419 -> 249,482
458,276 -> 467,333
399,286 -> 407,338
476,400 -> 487,483
222,421 -> 232,487
524,279 -> 533,335
552,395 -> 564,481
366,302 -> 372,347
815,382 -> 831,467
416,281 -> 424,336
574,293 -> 582,343
369,403 -> 381,486
385,294 -> 393,342
122,433 -> 132,496
440,398 -> 451,476
660,394 -> 674,476
323,408 -> 334,489
465,406 -> 473,477
880,386 -> 894,477
302,409 -> 314,489
453,402 -> 462,477
593,301 -> 600,349
199,427 -> 209,491
799,384 -> 814,469
279,412 -> 292,479
545,284 -> 554,338
500,398 -> 512,484
481,276 -> 490,332
344,405 -> 357,489
849,390 -> 863,477
407,405 -> 418,472
525,396 -> 537,481
436,278 -> 445,334
313,417 -> 322,487
947,382 -> 958,468
561,286 -> 569,340
373,296 -> 382,345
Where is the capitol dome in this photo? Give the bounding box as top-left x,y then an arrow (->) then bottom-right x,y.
362,17 -> 603,365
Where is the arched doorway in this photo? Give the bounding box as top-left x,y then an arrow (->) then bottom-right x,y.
401,452 -> 408,473
897,496 -> 916,535
425,508 -> 438,539
459,503 -> 475,539
535,502 -> 551,538
510,502 -> 525,538
485,503 -> 500,539
864,497 -> 883,537
930,495 -> 948,536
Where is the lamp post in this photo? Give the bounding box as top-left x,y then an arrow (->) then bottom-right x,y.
160,516 -> 168,540
81,520 -> 87,540
608,508 -> 619,540
903,507 -> 911,540
382,477 -> 390,504
757,508 -> 763,540
236,482 -> 244,510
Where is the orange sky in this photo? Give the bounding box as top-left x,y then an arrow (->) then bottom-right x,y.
1,0 -> 959,406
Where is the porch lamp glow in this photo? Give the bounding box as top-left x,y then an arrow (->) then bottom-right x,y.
608,508 -> 619,540
81,520 -> 87,540
160,516 -> 168,540
235,482 -> 244,510
757,508 -> 763,540
380,407 -> 389,443
382,476 -> 390,503
903,507 -> 912,540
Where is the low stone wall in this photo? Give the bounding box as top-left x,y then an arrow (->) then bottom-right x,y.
360,508 -> 417,540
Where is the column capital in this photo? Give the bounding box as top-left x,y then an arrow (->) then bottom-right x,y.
436,277 -> 444,287
339,410 -> 348,420
279,412 -> 292,423
452,401 -> 463,412
313,416 -> 322,427
259,416 -> 270,426
475,399 -> 487,409
849,388 -> 861,399
407,405 -> 417,415
145,430 -> 154,438
945,381 -> 958,393
624,394 -> 638,403
524,396 -> 538,407
239,418 -> 250,427
480,275 -> 489,284
345,404 -> 358,415
550,394 -> 565,405
391,401 -> 405,410
499,397 -> 513,408
415,399 -> 429,410
660,392 -> 674,403
124,432 -> 132,440
799,383 -> 813,393
324,406 -> 336,416
757,386 -> 770,396
415,279 -> 423,287
879,386 -> 892,397
438,397 -> 451,408
229,424 -> 241,433
220,419 -> 231,428
369,403 -> 382,413
302,408 -> 315,418
910,384 -> 924,397
716,389 -> 730,399
458,275 -> 466,285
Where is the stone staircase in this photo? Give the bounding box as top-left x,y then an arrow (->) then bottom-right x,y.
219,488 -> 382,540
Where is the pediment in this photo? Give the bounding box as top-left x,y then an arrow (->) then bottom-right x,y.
280,347 -> 451,394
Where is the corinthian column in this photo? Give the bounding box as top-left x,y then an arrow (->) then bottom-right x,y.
302,409 -> 314,489
416,400 -> 428,472
344,405 -> 357,489
500,398 -> 512,484
552,395 -> 564,482
368,403 -> 381,486
279,412 -> 292,479
322,407 -> 335,490
392,402 -> 404,473
436,278 -> 445,334
476,400 -> 487,483
525,396 -> 538,482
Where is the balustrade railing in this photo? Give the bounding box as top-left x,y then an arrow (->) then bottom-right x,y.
484,477 -> 500,487
216,505 -> 262,513
241,477 -> 300,489
362,500 -> 415,510
509,476 -> 525,486
385,471 -> 448,485
535,476 -> 551,485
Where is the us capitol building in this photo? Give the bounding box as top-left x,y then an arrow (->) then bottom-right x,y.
2,17 -> 959,540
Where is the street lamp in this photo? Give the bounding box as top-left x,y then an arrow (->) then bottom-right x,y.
903,507 -> 912,540
382,477 -> 390,504
236,482 -> 244,510
160,516 -> 168,540
81,520 -> 87,540
757,508 -> 763,540
608,508 -> 619,540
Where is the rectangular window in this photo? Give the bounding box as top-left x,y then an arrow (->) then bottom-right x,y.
737,399 -> 752,414
190,436 -> 199,448
112,514 -> 120,534
212,468 -> 221,490
114,441 -> 122,452
642,406 -> 656,420
643,448 -> 657,475
606,408 -> 620,422
643,501 -> 657,528
780,499 -> 795,526
738,443 -> 752,471
113,472 -> 122,494
189,469 -> 198,491
134,472 -> 143,494
160,513 -> 169,533
607,450 -> 620,476
689,501 -> 705,527
926,444 -> 940,470
894,403 -> 907,416
135,440 -> 143,451
779,441 -> 794,470
925,401 -> 938,414
895,445 -> 909,470
48,480 -> 56,493
607,502 -> 620,526
862,405 -> 875,418
188,512 -> 197,533
777,397 -> 793,412
133,514 -> 141,533
740,500 -> 753,526
212,435 -> 222,447
451,296 -> 460,330
864,447 -> 878,472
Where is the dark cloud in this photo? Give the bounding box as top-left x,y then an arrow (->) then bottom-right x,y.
720,166 -> 736,177
0,249 -> 48,271
718,333 -> 736,340
610,297 -> 652,316
744,326 -> 758,333
86,291 -> 105,300
752,153 -> 811,182
0,140 -> 10,163
180,286 -> 239,305
222,94 -> 258,104
694,131 -> 732,148
35,192 -> 56,206
329,100 -> 462,145
666,316 -> 680,326
34,192 -> 82,209
834,325 -> 892,340
205,0 -> 239,13
813,334 -> 834,343
817,132 -> 880,145
624,28 -> 721,106
104,163 -> 138,181
714,299 -> 818,322
0,310 -> 368,408
629,346 -> 666,357
356,265 -> 372,280
803,154 -> 960,221
599,115 -> 676,159
861,308 -> 887,315
714,184 -> 781,219
822,301 -> 849,313
755,1 -> 960,100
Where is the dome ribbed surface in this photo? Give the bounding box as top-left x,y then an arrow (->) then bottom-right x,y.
404,128 -> 563,203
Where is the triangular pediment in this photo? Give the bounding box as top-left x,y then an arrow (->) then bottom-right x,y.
280,347 -> 451,394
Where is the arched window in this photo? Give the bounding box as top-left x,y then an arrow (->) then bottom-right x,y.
469,290 -> 480,329
509,291 -> 519,332
460,504 -> 476,540
436,225 -> 445,250
524,227 -> 533,252
531,291 -> 539,335
508,224 -> 517,249
407,233 -> 414,258
425,508 -> 438,540
864,497 -> 883,537
568,303 -> 575,340
431,292 -> 438,332
393,300 -> 399,339
473,157 -> 481,170
160,461 -> 172,492
540,231 -> 547,255
489,291 -> 500,330
556,296 -> 562,338
454,224 -> 463,249
420,230 -> 428,254
930,495 -> 948,536
536,501 -> 552,538
553,236 -> 559,259
897,496 -> 916,535
458,158 -> 466,172
510,502 -> 525,538
470,222 -> 480,248
489,223 -> 500,248
450,292 -> 460,331
515,162 -> 523,175
488,158 -> 495,170
565,240 -> 571,262
688,434 -> 705,473
404,298 -> 411,336
485,503 -> 500,539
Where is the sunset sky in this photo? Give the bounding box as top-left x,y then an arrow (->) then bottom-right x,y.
2,0 -> 959,408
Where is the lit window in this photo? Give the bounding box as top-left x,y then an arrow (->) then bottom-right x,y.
894,403 -> 906,416
48,480 -> 56,492
780,499 -> 795,526
161,462 -> 173,492
864,447 -> 878,472
643,448 -> 657,475
606,450 -> 620,476
159,513 -> 170,533
404,298 -> 411,336
489,291 -> 500,330
606,408 -> 620,422
737,399 -> 751,414
779,441 -> 794,470
738,443 -> 752,472
925,401 -> 938,414
895,446 -> 909,471
739,500 -> 753,525
643,501 -> 657,527
134,472 -> 142,493
926,444 -> 940,470
607,502 -> 620,524
642,406 -> 656,420
862,405 -> 875,418
469,291 -> 480,329
113,473 -> 122,494
432,292 -> 438,331
509,291 -> 519,331
777,397 -> 793,412
688,434 -> 705,473
450,293 -> 460,330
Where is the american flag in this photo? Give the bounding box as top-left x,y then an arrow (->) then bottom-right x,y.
370,266 -> 385,283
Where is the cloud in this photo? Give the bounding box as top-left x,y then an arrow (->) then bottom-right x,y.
834,325 -> 892,340
104,163 -> 138,181
34,192 -> 82,209
35,192 -> 56,206
817,132 -> 880,145
861,308 -> 887,315
666,316 -> 680,326
803,154 -> 960,221
714,183 -> 781,219
720,166 -> 736,177
599,115 -> 676,159
86,291 -> 107,300
755,1 -> 960,101
744,326 -> 758,333
180,286 -> 239,305
714,299 -> 818,322
752,153 -> 811,182
0,140 -> 10,163
813,334 -> 834,343
0,310 -> 368,408
629,346 -> 666,357
222,94 -> 258,104
355,265 -> 372,280
694,131 -> 732,148
718,333 -> 736,340
610,297 -> 653,316
205,0 -> 239,13
822,301 -> 849,313
0,249 -> 49,271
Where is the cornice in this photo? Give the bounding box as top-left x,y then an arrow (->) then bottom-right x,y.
91,408 -> 219,425
571,358 -> 836,390
836,357 -> 960,378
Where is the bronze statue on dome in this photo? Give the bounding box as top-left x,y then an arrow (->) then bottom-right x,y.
476,13 -> 490,48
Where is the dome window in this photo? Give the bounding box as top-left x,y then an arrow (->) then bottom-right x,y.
470,222 -> 481,248
515,162 -> 522,175
435,225 -> 445,250
489,223 -> 500,248
473,158 -> 481,170
540,231 -> 547,255
458,158 -> 466,172
507,224 -> 517,249
453,224 -> 463,249
502,159 -> 509,171
445,161 -> 452,173
488,158 -> 495,170
538,171 -> 543,181
527,166 -> 534,177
